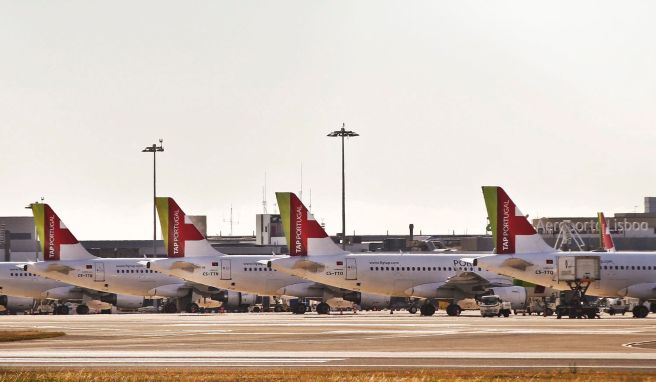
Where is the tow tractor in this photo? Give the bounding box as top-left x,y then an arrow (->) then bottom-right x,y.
479,295 -> 512,317
555,256 -> 601,319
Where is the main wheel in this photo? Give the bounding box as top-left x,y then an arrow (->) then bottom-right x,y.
293,303 -> 307,315
502,310 -> 510,317
587,311 -> 597,319
419,304 -> 436,316
76,305 -> 89,315
252,306 -> 261,313
274,305 -> 283,313
163,302 -> 178,313
446,304 -> 461,317
633,305 -> 649,318
544,308 -> 554,317
59,305 -> 70,315
101,309 -> 112,314
316,302 -> 330,315
186,303 -> 199,313
408,306 -> 418,314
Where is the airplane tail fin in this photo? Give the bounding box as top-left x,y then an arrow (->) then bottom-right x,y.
597,212 -> 616,252
155,197 -> 216,258
482,186 -> 555,255
275,192 -> 346,256
30,203 -> 96,261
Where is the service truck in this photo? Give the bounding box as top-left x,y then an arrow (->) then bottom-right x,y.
479,295 -> 512,317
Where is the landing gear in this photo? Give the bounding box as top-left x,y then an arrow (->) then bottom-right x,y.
273,305 -> 284,313
408,306 -> 418,314
101,309 -> 112,314
293,303 -> 307,315
633,305 -> 649,319
650,303 -> 656,314
163,302 -> 178,313
75,305 -> 89,315
185,303 -> 199,313
54,305 -> 69,315
252,306 -> 261,313
316,302 -> 330,315
419,303 -> 436,316
446,304 -> 461,316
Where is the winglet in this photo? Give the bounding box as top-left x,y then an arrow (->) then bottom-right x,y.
481,187 -> 554,255
275,192 -> 346,256
155,197 -> 216,258
30,203 -> 95,261
597,212 -> 616,252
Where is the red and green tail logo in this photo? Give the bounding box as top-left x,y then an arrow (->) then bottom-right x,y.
31,204 -> 79,261
276,192 -> 328,256
482,186 -> 539,254
156,197 -> 205,258
597,212 -> 615,251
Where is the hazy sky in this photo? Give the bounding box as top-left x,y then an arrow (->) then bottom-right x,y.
1,1 -> 655,239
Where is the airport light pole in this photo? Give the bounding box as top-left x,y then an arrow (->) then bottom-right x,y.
142,140 -> 164,257
327,124 -> 359,250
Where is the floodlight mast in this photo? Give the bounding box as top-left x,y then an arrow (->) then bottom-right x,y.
142,140 -> 164,257
327,123 -> 359,250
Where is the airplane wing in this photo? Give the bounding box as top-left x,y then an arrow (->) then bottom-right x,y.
501,257 -> 533,271
169,261 -> 200,272
444,271 -> 513,288
291,259 -> 325,273
39,263 -> 76,275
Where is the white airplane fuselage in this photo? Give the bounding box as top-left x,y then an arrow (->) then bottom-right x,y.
26,258 -> 190,298
271,253 -> 512,299
0,262 -> 82,300
476,252 -> 656,299
148,255 -> 326,298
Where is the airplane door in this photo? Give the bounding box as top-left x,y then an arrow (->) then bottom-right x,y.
346,258 -> 357,280
94,262 -> 105,282
221,259 -> 231,280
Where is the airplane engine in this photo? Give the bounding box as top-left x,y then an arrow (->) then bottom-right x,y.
0,296 -> 35,312
147,284 -> 189,298
485,286 -> 527,310
100,294 -> 146,310
214,291 -> 256,307
342,292 -> 389,308
275,282 -> 323,298
618,283 -> 656,300
41,286 -> 82,300
404,283 -> 454,299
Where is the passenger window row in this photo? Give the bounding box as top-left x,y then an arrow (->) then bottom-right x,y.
9,272 -> 35,277
116,269 -> 158,274
369,266 -> 482,272
603,265 -> 654,270
243,267 -> 274,272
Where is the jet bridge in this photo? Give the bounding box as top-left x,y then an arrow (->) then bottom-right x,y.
555,255 -> 601,319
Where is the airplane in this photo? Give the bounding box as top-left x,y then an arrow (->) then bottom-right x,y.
22,203 -> 220,313
598,212 -> 616,252
0,262 -> 141,314
474,186 -> 656,318
143,197 -> 405,314
267,192 -> 528,316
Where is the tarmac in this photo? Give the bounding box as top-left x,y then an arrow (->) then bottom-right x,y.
1,310 -> 656,369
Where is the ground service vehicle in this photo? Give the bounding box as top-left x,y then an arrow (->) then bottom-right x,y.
479,295 -> 512,317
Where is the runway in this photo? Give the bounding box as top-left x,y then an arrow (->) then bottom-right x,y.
1,311 -> 656,369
